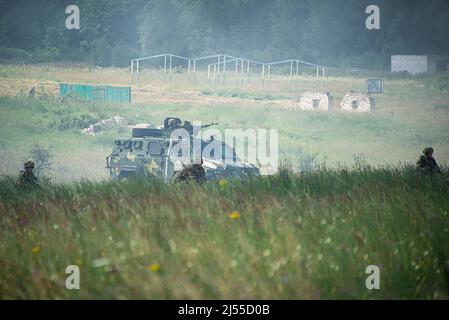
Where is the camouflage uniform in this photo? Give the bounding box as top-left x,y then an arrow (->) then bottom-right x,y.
416,147 -> 442,175
16,161 -> 38,188
28,86 -> 36,98
172,163 -> 206,184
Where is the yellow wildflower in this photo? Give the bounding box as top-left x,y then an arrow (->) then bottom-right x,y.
219,179 -> 228,189
229,211 -> 241,220
31,246 -> 41,254
148,263 -> 161,272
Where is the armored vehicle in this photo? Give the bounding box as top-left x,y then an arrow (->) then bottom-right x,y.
106,117 -> 260,182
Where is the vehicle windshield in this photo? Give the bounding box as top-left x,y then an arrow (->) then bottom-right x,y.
169,138 -> 238,161
200,139 -> 238,162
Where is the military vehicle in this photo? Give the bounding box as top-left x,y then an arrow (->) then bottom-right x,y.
106,117 -> 260,182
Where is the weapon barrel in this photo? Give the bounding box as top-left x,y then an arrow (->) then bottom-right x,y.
201,122 -> 218,129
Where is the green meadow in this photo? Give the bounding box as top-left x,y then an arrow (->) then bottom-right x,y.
0,66 -> 449,299
0,167 -> 448,299
0,77 -> 448,182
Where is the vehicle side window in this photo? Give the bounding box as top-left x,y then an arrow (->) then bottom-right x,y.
122,140 -> 132,148
148,142 -> 162,155
133,141 -> 143,149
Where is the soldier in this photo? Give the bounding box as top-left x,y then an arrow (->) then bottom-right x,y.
416,147 -> 442,175
28,86 -> 36,98
172,158 -> 206,184
16,160 -> 38,188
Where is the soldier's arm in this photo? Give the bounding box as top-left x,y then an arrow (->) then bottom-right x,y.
416,157 -> 424,169
434,160 -> 442,174
172,171 -> 184,183
15,172 -> 24,187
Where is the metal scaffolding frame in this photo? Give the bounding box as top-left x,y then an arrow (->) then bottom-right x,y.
131,53 -> 191,83
131,53 -> 325,88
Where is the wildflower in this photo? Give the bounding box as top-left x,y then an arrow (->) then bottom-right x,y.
148,263 -> 160,272
219,179 -> 228,189
31,246 -> 41,254
229,211 -> 240,220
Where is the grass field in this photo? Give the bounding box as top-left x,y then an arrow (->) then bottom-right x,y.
1,65 -> 448,182
0,92 -> 448,181
1,167 -> 448,299
0,64 -> 449,299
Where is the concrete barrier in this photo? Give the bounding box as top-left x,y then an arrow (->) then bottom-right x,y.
298,92 -> 333,112
340,91 -> 374,112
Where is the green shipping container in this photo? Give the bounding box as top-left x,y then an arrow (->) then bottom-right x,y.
59,83 -> 131,103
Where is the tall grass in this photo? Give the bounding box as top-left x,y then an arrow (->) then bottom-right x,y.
1,166 -> 448,299
1,95 -> 448,178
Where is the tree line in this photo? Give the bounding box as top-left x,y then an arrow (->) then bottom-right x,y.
1,0 -> 448,70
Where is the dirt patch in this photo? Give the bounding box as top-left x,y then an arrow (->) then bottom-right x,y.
0,78 -> 58,97
132,84 -> 297,108
0,76 -> 297,109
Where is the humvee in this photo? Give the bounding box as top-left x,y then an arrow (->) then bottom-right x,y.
106,117 -> 260,182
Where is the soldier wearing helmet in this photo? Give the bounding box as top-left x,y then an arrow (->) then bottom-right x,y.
416,147 -> 442,175
16,160 -> 38,188
172,157 -> 206,184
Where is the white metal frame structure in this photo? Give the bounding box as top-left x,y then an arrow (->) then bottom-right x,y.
131,53 -> 325,88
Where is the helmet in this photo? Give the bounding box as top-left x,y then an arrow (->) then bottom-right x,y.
423,147 -> 434,155
24,160 -> 35,168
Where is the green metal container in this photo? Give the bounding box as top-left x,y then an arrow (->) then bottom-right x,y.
59,83 -> 131,103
